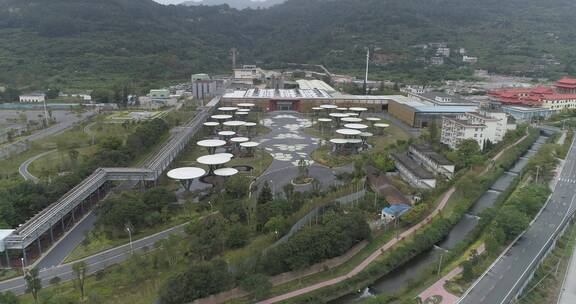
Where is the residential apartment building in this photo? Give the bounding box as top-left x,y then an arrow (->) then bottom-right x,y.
409,144 -> 455,178
233,65 -> 264,81
440,109 -> 510,150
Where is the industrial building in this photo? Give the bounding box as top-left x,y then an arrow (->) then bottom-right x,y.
391,152 -> 437,189
191,73 -> 218,100
388,97 -> 477,128
221,89 -> 399,112
408,144 -> 455,178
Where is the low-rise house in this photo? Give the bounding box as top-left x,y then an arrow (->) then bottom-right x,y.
391,152 -> 437,189
463,56 -> 478,64
409,144 -> 455,178
19,93 -> 45,103
381,204 -> 412,222
431,57 -> 445,65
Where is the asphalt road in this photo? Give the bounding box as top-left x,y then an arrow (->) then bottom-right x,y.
18,149 -> 57,183
458,136 -> 576,304
0,222 -> 188,295
0,111 -> 95,159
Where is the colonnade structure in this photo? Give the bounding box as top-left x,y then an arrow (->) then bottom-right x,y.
0,97 -> 221,268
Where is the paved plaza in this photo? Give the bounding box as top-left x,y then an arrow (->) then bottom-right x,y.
255,111 -> 352,193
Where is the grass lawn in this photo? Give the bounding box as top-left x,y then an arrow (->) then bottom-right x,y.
19,255 -> 172,304
64,210 -> 203,263
0,114 -> 141,178
306,119 -> 411,168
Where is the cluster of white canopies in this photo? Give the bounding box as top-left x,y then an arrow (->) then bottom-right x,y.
311,105 -> 390,155
167,103 -> 260,190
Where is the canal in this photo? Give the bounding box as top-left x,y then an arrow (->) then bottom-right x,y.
332,136 -> 547,303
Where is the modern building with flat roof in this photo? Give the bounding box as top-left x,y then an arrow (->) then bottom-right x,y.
502,105 -> 555,122
221,89 -> 400,112
388,97 -> 478,128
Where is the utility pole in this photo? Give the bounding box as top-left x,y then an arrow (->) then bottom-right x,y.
364,47 -> 370,96
535,165 -> 540,184
126,226 -> 133,254
42,98 -> 49,127
230,47 -> 238,70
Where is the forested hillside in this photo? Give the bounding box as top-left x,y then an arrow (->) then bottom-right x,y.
1,0 -> 576,90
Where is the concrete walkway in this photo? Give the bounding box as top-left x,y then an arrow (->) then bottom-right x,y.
418,267 -> 462,304
18,149 -> 57,183
256,131 -> 531,304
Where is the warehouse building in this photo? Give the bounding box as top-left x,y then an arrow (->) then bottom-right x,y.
388,97 -> 477,128
221,89 -> 401,112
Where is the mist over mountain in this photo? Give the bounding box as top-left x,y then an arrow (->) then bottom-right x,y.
181,0 -> 284,9
0,0 -> 575,90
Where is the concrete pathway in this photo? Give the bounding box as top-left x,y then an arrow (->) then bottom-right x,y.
18,149 -> 57,183
256,131 -> 531,304
255,111 -> 352,194
419,267 -> 462,304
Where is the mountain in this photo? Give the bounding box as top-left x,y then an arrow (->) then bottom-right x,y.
182,0 -> 284,9
1,0 -> 576,91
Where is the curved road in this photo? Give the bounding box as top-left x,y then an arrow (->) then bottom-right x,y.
18,149 -> 57,183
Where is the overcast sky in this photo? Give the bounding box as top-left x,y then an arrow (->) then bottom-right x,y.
152,0 -> 268,4
153,0 -> 185,4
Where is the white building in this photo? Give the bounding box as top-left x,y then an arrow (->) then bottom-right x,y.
441,110 -> 510,150
463,56 -> 478,64
437,47 -> 451,57
431,57 -> 445,65
19,93 -> 45,103
234,65 -> 264,81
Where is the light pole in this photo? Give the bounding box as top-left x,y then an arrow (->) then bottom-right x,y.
20,257 -> 25,275
269,180 -> 275,198
126,226 -> 133,254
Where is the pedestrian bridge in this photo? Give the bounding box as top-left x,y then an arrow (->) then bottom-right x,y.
0,99 -> 219,267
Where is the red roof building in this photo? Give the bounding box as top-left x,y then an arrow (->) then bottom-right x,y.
489,77 -> 576,110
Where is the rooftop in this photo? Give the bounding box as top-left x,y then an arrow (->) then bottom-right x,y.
414,105 -> 478,113
392,152 -> 435,180
296,79 -> 337,93
410,144 -> 452,165
382,204 -> 412,216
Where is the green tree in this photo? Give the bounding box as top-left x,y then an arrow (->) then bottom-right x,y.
258,182 -> 273,205
240,273 -> 272,300
225,175 -> 250,199
24,268 -> 42,304
159,260 -> 234,304
282,183 -> 295,200
401,203 -> 430,225
0,292 -> 19,304
72,261 -> 88,301
456,139 -> 481,168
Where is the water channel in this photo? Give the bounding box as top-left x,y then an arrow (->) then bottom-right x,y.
332,136 -> 548,303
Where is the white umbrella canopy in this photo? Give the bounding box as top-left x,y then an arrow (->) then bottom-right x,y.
214,168 -> 239,177
167,167 -> 206,180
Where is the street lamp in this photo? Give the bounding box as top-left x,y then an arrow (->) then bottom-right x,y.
126,226 -> 134,254
20,257 -> 25,275
269,180 -> 275,198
